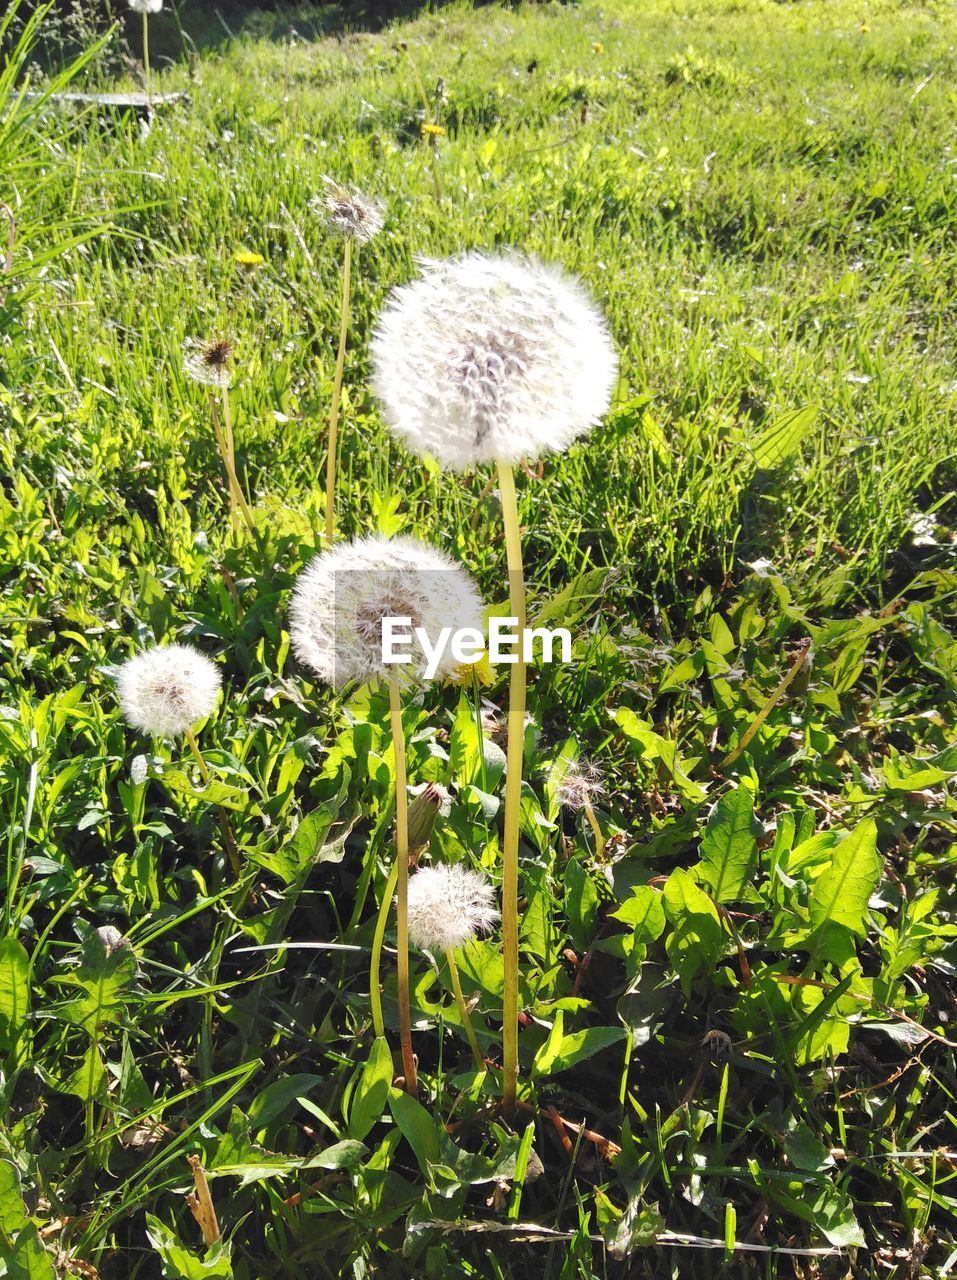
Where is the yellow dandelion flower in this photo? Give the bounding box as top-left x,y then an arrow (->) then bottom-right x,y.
421,122 -> 446,137
445,650 -> 496,688
235,251 -> 265,266
859,22 -> 870,32
593,41 -> 604,54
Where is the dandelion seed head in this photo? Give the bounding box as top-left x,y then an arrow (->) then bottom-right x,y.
128,0 -> 163,12
315,179 -> 384,244
117,644 -> 222,738
557,759 -> 605,811
289,534 -> 484,687
407,863 -> 499,952
184,337 -> 234,390
370,251 -> 618,470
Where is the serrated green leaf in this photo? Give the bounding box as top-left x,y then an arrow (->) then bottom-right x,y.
809,819 -> 881,938
695,786 -> 760,903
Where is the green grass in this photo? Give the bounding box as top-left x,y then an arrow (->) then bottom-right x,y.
2,0 -> 957,1276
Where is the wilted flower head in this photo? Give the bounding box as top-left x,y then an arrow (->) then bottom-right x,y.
315,179 -> 384,244
117,644 -> 222,737
128,0 -> 163,11
407,863 -> 499,952
370,251 -> 618,470
183,337 -> 234,390
96,925 -> 133,957
557,760 -> 605,811
289,534 -> 484,687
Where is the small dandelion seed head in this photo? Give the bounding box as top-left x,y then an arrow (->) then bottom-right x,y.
557,759 -> 605,811
116,643 -> 222,738
370,250 -> 618,471
407,863 -> 499,952
96,925 -> 133,957
289,534 -> 484,687
184,337 -> 234,390
315,179 -> 384,244
128,0 -> 163,12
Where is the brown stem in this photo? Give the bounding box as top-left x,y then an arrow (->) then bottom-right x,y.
186,1155 -> 221,1245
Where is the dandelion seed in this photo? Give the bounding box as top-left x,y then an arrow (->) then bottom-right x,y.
289,534 -> 484,687
315,178 -> 384,245
370,251 -> 618,470
184,337 -> 235,391
116,644 -> 222,738
407,863 -> 499,952
557,759 -> 605,811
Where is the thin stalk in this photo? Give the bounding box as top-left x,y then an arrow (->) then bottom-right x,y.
210,393 -> 256,536
721,638 -> 811,768
446,947 -> 484,1072
369,854 -> 400,1043
496,461 -> 526,1110
389,676 -> 417,1094
184,728 -> 242,879
324,236 -> 352,545
142,11 -> 151,101
583,799 -> 605,858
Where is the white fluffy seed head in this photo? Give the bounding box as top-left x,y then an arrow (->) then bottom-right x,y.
407,863 -> 499,952
315,179 -> 384,244
128,0 -> 163,12
557,760 -> 605,811
370,251 -> 618,471
289,534 -> 484,687
117,644 -> 222,737
183,337 -> 234,390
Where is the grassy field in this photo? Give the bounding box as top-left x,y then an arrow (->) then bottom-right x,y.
2,0 -> 957,1276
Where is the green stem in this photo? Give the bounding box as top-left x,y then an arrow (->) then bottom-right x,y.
325,236 -> 352,545
446,947 -> 484,1072
583,799 -> 605,858
497,461 -> 526,1110
389,676 -> 417,1094
184,727 -> 242,880
221,390 -> 256,536
142,11 -> 151,101
369,855 -> 399,1043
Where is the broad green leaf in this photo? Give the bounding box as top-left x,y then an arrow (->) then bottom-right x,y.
0,937 -> 29,1050
7,1226 -> 57,1280
145,1215 -> 233,1279
247,1074 -> 324,1131
614,708 -> 707,802
348,1037 -> 393,1141
695,786 -> 760,903
809,819 -> 881,938
544,1024 -> 626,1074
564,858 -> 600,950
0,1159 -> 28,1236
662,869 -> 725,992
750,405 -> 818,469
611,887 -> 666,943
388,1089 -> 443,1174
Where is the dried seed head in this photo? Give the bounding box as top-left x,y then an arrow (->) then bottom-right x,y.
557,760 -> 605,811
184,337 -> 234,390
315,179 -> 384,244
407,863 -> 499,952
289,534 -> 484,687
370,250 -> 618,470
117,644 -> 222,738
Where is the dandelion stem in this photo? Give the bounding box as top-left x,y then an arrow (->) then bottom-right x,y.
583,799 -> 606,858
210,393 -> 256,537
325,236 -> 352,545
369,854 -> 399,1043
184,728 -> 242,880
446,947 -> 484,1072
497,460 -> 526,1110
142,11 -> 151,102
388,675 -> 417,1095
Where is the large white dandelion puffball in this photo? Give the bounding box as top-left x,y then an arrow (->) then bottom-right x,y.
128,0 -> 163,13
370,251 -> 618,471
407,863 -> 499,953
117,644 -> 222,737
289,534 -> 485,688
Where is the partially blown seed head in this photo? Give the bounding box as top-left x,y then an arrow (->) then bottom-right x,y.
370,251 -> 618,470
289,534 -> 484,687
117,644 -> 222,737
316,179 -> 384,244
128,0 -> 163,11
407,863 -> 499,952
557,759 -> 605,811
183,337 -> 234,390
